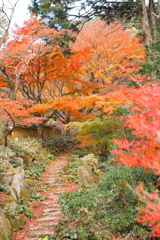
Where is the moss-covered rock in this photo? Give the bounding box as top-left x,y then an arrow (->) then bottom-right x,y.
0,206 -> 12,240
77,165 -> 98,185
10,167 -> 28,198
2,197 -> 17,212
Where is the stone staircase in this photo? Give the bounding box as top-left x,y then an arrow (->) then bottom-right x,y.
19,154 -> 73,240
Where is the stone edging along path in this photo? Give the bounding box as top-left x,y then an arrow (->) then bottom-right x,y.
11,150 -> 79,240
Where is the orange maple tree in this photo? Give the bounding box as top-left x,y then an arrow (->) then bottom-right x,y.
0,15 -> 70,138
71,20 -> 145,89
29,20 -> 145,124
0,15 -> 98,126
0,15 -> 71,100
0,15 -> 91,134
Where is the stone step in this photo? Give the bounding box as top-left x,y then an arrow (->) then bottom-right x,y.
21,238 -> 37,240
50,184 -> 66,187
42,211 -> 61,216
43,222 -> 59,227
48,191 -> 67,195
50,167 -> 67,169
47,194 -> 59,198
48,188 -> 63,191
44,181 -> 60,184
42,203 -> 61,207
37,216 -> 60,222
28,230 -> 55,237
42,176 -> 60,178
27,226 -> 43,231
43,208 -> 61,213
48,166 -> 66,169
16,154 -> 71,240
55,191 -> 67,194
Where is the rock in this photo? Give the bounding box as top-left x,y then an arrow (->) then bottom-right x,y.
5,185 -> 17,200
3,198 -> 17,212
79,154 -> 99,169
22,155 -> 33,167
0,171 -> 15,186
77,165 -> 98,185
0,168 -> 30,201
0,206 -> 12,240
10,167 -> 28,198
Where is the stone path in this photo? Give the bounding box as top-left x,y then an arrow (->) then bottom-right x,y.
11,151 -> 78,240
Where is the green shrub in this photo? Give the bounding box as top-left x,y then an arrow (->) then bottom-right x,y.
43,135 -> 76,154
9,137 -> 42,156
57,162 -> 156,239
76,119 -> 124,157
9,159 -> 22,168
0,145 -> 16,172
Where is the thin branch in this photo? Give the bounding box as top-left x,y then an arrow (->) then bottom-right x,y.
4,109 -> 15,147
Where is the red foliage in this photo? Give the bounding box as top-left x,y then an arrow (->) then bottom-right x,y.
112,83 -> 160,174
110,82 -> 160,236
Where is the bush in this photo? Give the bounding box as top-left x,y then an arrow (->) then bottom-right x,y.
0,145 -> 16,172
43,135 -> 76,154
9,137 -> 42,156
57,162 -> 156,239
76,119 -> 124,157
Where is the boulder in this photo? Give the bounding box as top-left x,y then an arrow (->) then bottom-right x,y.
0,166 -> 31,202
0,206 -> 12,240
10,167 -> 28,198
5,185 -> 17,200
79,153 -> 99,170
4,199 -> 17,212
0,171 -> 15,186
77,165 -> 98,185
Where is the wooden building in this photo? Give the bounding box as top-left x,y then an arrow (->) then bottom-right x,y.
7,124 -> 61,139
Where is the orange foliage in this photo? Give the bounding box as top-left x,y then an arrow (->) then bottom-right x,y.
0,97 -> 45,126
0,15 -> 72,99
72,20 -> 145,88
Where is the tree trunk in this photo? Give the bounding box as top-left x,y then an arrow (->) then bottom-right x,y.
4,127 -> 14,147
140,0 -> 152,45
158,0 -> 160,18
149,0 -> 157,39
0,65 -> 16,100
37,124 -> 44,141
4,110 -> 15,147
